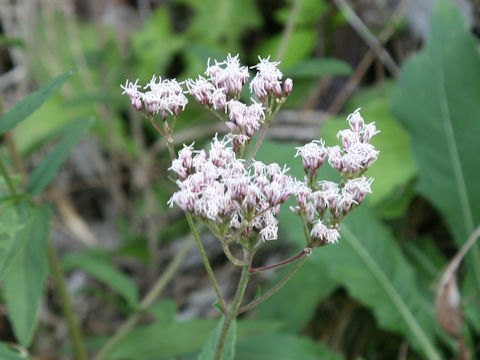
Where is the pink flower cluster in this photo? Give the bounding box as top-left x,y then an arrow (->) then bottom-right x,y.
292,109 -> 378,245
121,76 -> 188,119
168,136 -> 296,242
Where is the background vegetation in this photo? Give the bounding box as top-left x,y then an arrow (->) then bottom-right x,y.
0,0 -> 479,359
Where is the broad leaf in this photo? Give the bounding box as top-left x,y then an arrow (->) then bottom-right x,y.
236,333 -> 342,360
62,250 -> 138,308
0,71 -> 74,134
315,206 -> 441,359
391,0 -> 480,330
0,342 -> 31,360
26,117 -> 94,196
4,205 -> 51,347
104,318 -> 277,360
256,259 -> 337,332
285,58 -> 352,78
198,317 -> 236,360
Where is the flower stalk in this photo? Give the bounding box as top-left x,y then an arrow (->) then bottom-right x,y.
213,252 -> 252,360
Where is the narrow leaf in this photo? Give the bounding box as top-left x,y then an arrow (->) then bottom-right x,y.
62,251 -> 138,307
26,117 -> 94,196
0,71 -> 74,134
284,58 -> 352,78
0,203 -> 26,278
198,317 -> 236,360
4,205 -> 51,347
391,0 -> 480,330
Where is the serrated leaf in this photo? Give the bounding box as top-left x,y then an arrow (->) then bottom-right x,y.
0,71 -> 74,134
315,206 -> 441,359
26,117 -> 94,196
391,0 -> 480,331
284,58 -> 352,78
236,333 -> 342,360
198,317 -> 236,360
62,250 -> 138,307
4,205 -> 51,347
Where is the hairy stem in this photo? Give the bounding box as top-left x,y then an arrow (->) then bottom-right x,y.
238,255 -> 308,314
47,242 -> 88,360
94,235 -> 195,360
213,253 -> 252,360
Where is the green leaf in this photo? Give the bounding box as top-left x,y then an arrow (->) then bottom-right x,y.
0,203 -> 26,278
257,30 -> 316,70
236,333 -> 342,360
178,0 -> 261,48
62,250 -> 138,307
102,318 -> 277,360
391,0 -> 480,330
4,205 -> 51,347
315,206 -> 441,359
256,259 -> 337,332
0,342 -> 31,360
26,117 -> 94,196
106,319 -> 217,359
0,71 -> 74,134
198,317 -> 236,360
284,58 -> 352,78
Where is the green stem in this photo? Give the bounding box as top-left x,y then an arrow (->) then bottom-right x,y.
213,254 -> 252,360
221,241 -> 248,266
186,213 -> 227,312
238,255 -> 308,314
0,156 -> 17,196
94,235 -> 195,360
47,242 -> 88,360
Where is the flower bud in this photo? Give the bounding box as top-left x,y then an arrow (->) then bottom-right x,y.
283,78 -> 293,96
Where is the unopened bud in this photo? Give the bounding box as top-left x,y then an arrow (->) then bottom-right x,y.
283,78 -> 293,96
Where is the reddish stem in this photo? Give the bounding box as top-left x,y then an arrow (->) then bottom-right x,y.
249,247 -> 310,274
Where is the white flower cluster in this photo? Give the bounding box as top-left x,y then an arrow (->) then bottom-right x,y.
292,177 -> 373,244
168,136 -> 296,242
292,109 -> 378,245
185,54 -> 293,150
328,108 -> 380,176
121,76 -> 188,119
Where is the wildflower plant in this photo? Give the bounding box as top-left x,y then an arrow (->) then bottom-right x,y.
122,54 -> 379,359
